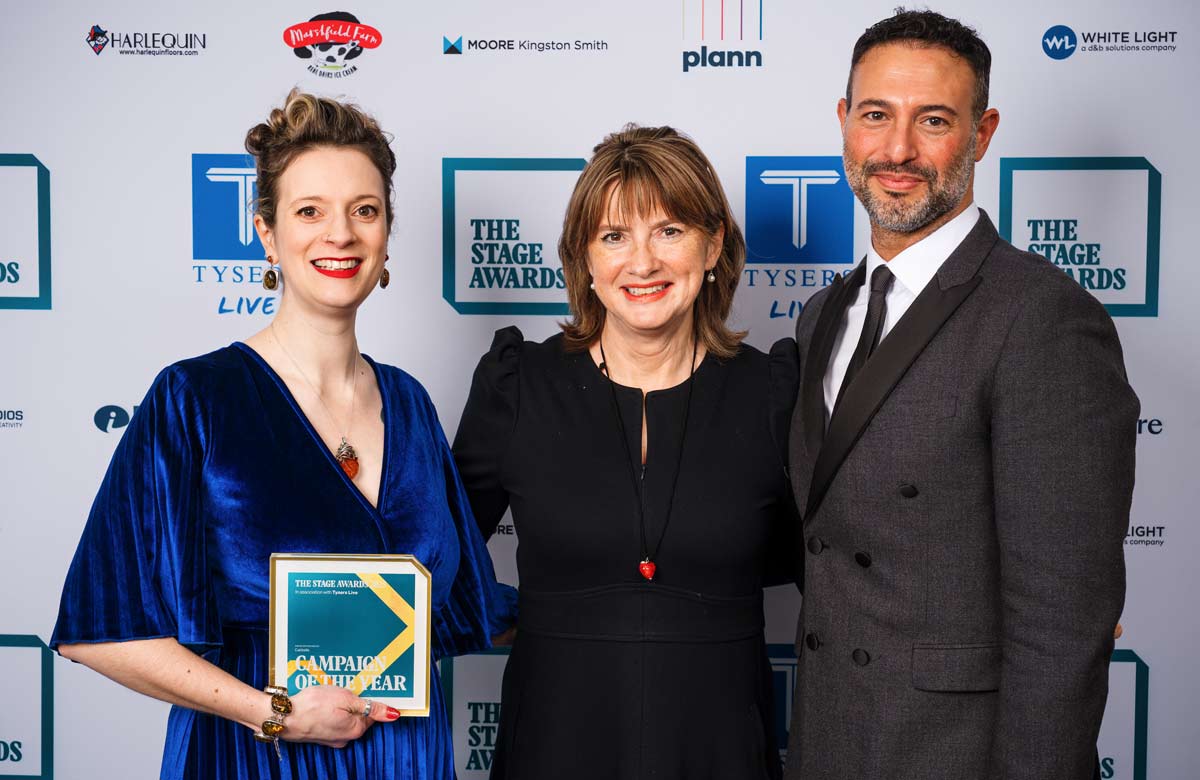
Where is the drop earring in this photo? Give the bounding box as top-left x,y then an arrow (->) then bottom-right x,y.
379,268 -> 390,289
706,270 -> 716,282
263,258 -> 280,290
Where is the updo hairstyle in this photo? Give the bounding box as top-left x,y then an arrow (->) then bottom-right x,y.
244,88 -> 396,229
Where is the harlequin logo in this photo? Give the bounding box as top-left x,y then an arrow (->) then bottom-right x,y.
85,24 -> 110,55
283,11 -> 382,79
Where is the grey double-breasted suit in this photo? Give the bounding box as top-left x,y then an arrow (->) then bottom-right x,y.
784,212 -> 1138,779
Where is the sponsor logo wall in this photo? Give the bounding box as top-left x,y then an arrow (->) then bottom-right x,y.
1,2 -> 1197,779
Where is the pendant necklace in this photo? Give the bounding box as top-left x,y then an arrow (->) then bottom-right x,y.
271,322 -> 361,479
599,334 -> 698,582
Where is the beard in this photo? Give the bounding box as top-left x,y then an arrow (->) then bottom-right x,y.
844,135 -> 976,234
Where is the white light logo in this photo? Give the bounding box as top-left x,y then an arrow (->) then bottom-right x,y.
758,170 -> 841,249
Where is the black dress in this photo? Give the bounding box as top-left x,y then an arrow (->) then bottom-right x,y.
453,327 -> 800,780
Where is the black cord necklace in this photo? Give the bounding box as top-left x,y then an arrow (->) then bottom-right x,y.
599,334 -> 699,582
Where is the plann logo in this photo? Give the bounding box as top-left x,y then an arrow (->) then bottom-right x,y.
1042,25 -> 1077,59
191,154 -> 276,316
441,158 -> 585,315
283,11 -> 382,79
444,36 -> 462,54
0,155 -> 51,310
1000,157 -> 1161,316
681,0 -> 764,73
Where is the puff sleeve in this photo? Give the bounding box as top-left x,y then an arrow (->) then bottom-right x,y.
451,326 -> 523,540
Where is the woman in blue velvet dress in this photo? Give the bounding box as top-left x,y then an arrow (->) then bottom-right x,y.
51,90 -> 513,779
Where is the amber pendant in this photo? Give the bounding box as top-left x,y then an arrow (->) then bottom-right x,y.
336,438 -> 359,479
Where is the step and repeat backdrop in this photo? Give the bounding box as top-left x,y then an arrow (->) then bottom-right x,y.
2,1 -> 1197,778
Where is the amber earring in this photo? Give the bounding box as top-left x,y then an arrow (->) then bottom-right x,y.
263,258 -> 280,291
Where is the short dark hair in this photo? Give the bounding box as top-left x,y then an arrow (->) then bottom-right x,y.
846,8 -> 992,120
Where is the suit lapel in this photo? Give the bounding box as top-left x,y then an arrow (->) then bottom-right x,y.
801,263 -> 863,456
804,211 -> 1002,520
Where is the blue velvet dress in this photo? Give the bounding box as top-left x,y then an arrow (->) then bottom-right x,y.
52,343 -> 515,780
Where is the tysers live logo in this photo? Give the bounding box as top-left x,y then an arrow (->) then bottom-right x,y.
681,0 -> 764,72
441,158 -> 585,315
191,154 -> 274,316
1000,157 -> 1161,316
283,11 -> 382,79
0,155 -> 51,310
741,156 -> 855,320
0,635 -> 54,779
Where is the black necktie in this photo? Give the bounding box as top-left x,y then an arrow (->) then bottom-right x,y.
834,264 -> 892,412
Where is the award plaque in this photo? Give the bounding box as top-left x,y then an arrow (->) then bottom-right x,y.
269,554 -> 432,716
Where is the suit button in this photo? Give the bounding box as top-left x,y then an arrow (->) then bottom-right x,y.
854,552 -> 872,568
899,483 -> 919,498
806,536 -> 825,555
805,632 -> 821,651
852,648 -> 870,666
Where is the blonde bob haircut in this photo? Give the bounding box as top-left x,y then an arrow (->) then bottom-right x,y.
558,125 -> 747,359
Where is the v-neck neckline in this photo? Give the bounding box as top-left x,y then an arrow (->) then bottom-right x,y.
233,341 -> 391,518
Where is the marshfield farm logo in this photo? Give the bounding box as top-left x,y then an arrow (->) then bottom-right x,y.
284,11 -> 382,78
1000,157 -> 1161,317
0,155 -> 51,310
191,154 -> 273,316
83,23 -> 206,56
681,0 -> 765,72
1041,23 -> 1179,59
441,158 -> 585,315
740,156 -> 855,319
0,635 -> 53,779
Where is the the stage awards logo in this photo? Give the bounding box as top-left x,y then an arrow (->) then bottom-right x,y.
0,155 -> 51,310
1000,157 -> 1161,316
441,157 -> 585,315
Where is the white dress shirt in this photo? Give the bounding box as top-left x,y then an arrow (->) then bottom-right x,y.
822,204 -> 981,423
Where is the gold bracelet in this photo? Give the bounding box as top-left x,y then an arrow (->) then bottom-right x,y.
253,686 -> 292,760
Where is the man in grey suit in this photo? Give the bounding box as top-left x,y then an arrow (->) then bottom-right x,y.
784,9 -> 1138,779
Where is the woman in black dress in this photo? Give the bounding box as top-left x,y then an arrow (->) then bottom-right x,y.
453,125 -> 799,779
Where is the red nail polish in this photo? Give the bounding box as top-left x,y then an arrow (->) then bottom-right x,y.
386,706 -> 400,720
